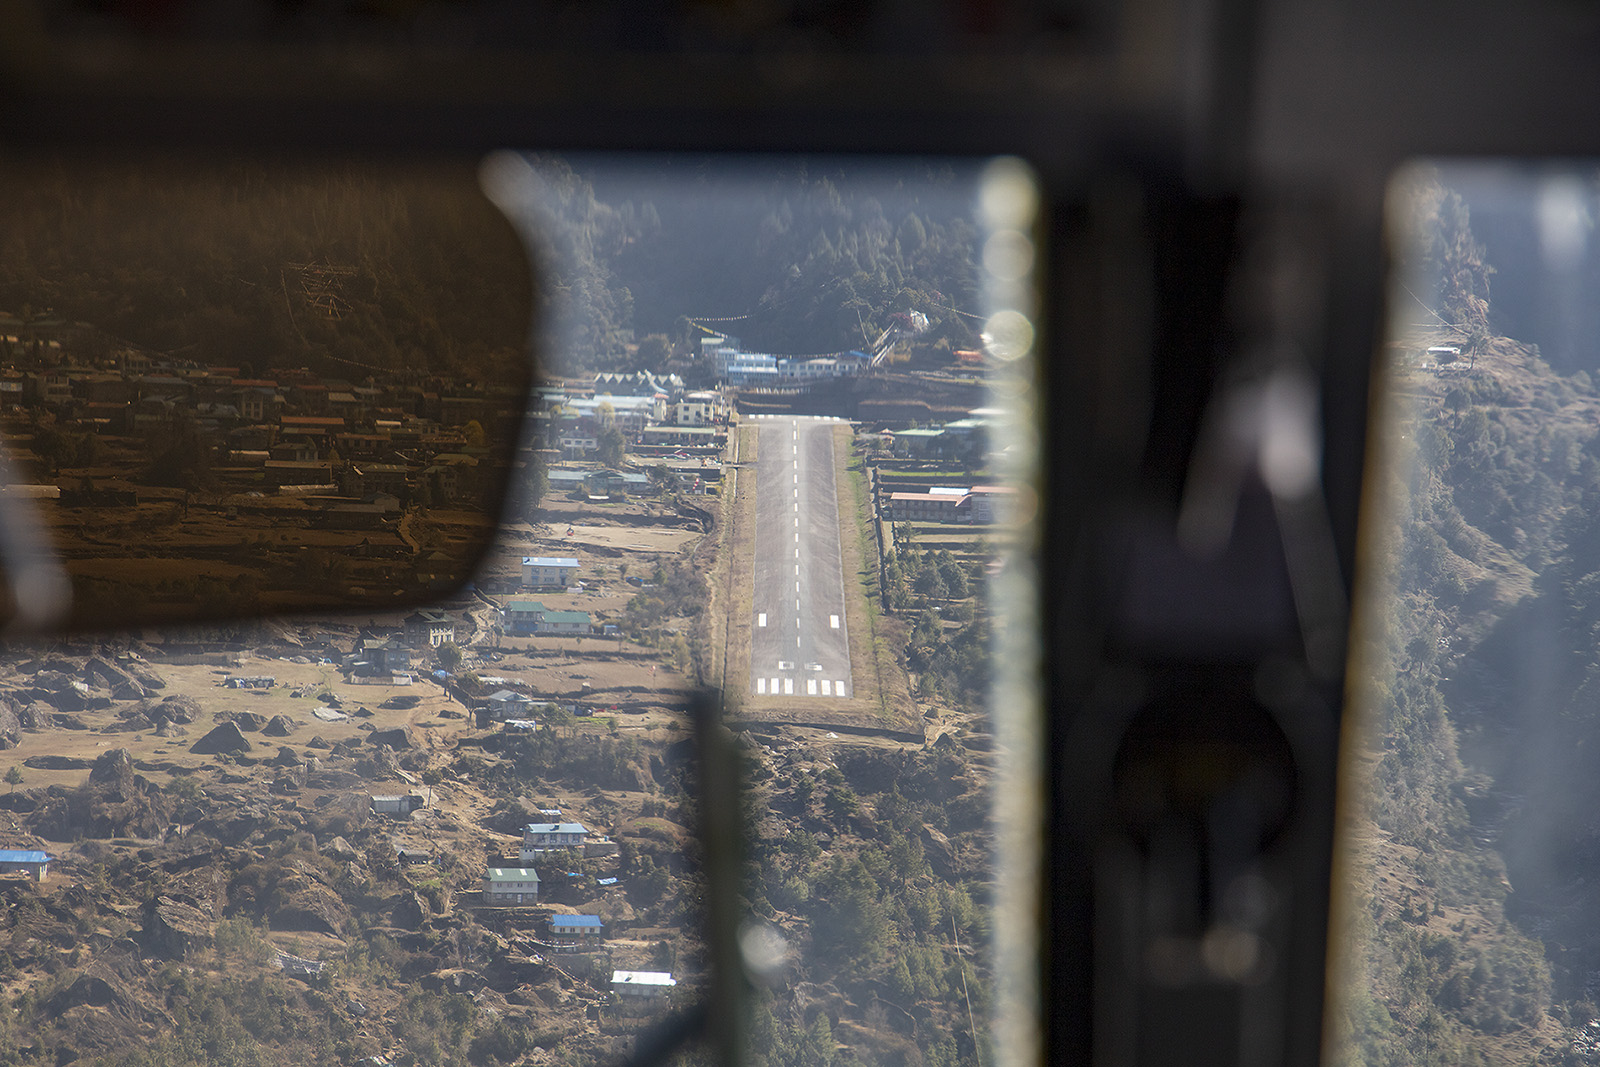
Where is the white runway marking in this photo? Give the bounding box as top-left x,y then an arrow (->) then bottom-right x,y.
821,680 -> 832,696
795,581 -> 800,592
795,565 -> 800,575
795,532 -> 799,542
836,681 -> 845,695
784,678 -> 794,695
770,677 -> 780,693
807,679 -> 817,695
830,615 -> 839,629
758,613 -> 767,627
757,678 -> 767,694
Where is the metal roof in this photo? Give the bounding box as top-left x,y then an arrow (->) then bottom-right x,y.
538,611 -> 591,625
0,850 -> 49,864
484,868 -> 541,881
523,557 -> 580,567
524,822 -> 588,835
612,971 -> 676,986
551,915 -> 604,929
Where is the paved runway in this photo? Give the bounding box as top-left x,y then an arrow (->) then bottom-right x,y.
748,415 -> 852,699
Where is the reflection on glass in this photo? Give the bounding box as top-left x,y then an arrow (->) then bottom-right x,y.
0,155 -> 532,629
1330,163 -> 1600,1066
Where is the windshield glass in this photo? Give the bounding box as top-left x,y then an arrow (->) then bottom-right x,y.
0,152 -> 1038,1067
1329,163 -> 1600,1066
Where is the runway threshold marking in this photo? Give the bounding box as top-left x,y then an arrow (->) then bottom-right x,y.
830,615 -> 839,628
821,680 -> 831,696
758,613 -> 767,627
784,678 -> 794,695
807,679 -> 817,695
769,677 -> 780,693
757,678 -> 766,694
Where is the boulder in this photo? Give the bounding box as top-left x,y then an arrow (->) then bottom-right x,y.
262,715 -> 295,737
0,699 -> 19,749
190,722 -> 253,755
155,695 -> 199,723
23,754 -> 91,770
231,712 -> 266,733
124,661 -> 167,691
323,835 -> 358,859
367,726 -> 415,750
110,680 -> 149,701
272,746 -> 302,767
143,896 -> 214,959
306,769 -> 363,790
919,824 -> 958,878
267,881 -> 349,937
391,890 -> 428,930
421,969 -> 488,995
305,735 -> 332,749
89,749 -> 138,799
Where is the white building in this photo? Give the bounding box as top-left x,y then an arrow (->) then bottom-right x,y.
611,970 -> 676,1002
674,391 -> 723,426
520,822 -> 589,863
523,556 -> 580,588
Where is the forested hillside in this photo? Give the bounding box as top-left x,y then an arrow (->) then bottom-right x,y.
1329,170 -> 1600,1066
514,156 -> 985,372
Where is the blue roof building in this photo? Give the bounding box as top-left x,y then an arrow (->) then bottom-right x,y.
550,913 -> 605,951
0,849 -> 50,881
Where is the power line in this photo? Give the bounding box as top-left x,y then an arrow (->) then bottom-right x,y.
1399,282 -> 1452,327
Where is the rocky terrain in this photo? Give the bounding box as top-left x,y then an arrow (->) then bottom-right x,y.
0,626 -> 994,1067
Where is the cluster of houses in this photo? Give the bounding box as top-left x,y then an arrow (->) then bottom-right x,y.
530,370 -> 729,462
480,821 -> 621,899
881,483 -> 1018,525
862,408 -> 1019,525
345,610 -> 459,681
703,330 -> 873,389
477,822 -> 674,1004
2,329 -> 522,507
864,410 -> 1001,460
501,600 -> 593,636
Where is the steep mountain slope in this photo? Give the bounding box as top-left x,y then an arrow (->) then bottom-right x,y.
1331,332 -> 1600,1066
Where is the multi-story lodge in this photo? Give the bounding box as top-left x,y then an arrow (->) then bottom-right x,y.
483,867 -> 540,905
520,822 -> 589,862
